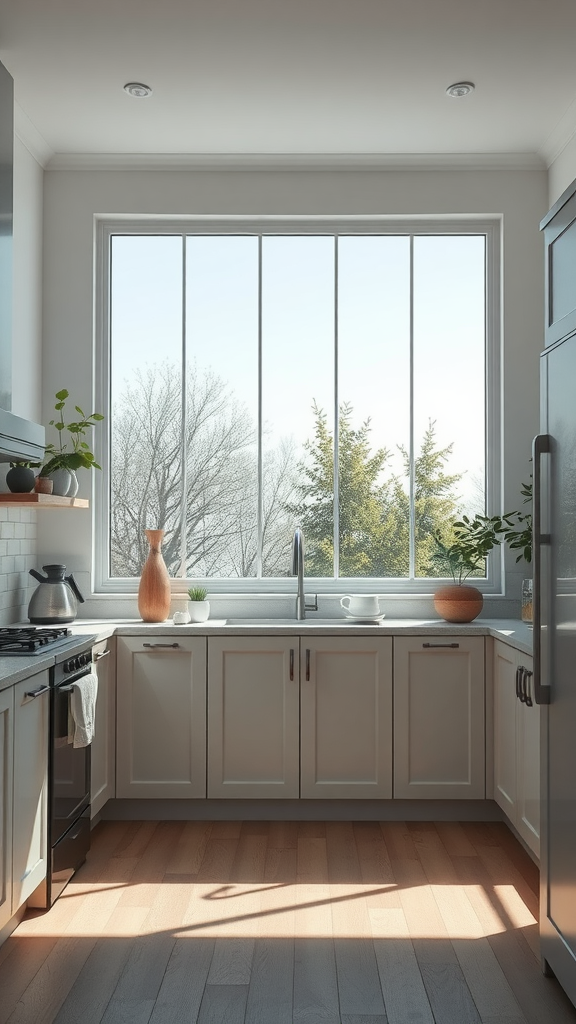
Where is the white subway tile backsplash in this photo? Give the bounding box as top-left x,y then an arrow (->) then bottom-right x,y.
0,508 -> 38,625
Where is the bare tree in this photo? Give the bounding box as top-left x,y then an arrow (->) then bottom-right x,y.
110,363 -> 297,578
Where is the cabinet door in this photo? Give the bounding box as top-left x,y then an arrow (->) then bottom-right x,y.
394,637 -> 485,799
207,637 -> 299,798
116,636 -> 207,798
543,187 -> 576,347
300,636 -> 392,798
516,656 -> 540,857
493,640 -> 518,817
12,671 -> 49,909
91,637 -> 116,817
0,686 -> 13,932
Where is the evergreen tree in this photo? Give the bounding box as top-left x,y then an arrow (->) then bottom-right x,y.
286,404 -> 463,577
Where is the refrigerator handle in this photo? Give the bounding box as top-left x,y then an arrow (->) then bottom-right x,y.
532,432 -> 552,705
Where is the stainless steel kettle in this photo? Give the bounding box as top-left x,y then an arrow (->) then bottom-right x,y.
28,564 -> 85,624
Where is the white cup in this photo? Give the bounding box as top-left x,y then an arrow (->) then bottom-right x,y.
340,594 -> 381,617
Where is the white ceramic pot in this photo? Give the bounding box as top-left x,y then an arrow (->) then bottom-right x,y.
188,600 -> 210,623
66,470 -> 79,497
48,467 -> 72,496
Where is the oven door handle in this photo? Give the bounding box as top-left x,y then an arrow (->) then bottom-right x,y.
24,683 -> 51,699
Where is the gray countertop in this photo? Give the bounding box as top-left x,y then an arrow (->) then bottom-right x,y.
67,616 -> 534,653
0,617 -> 533,692
0,633 -> 98,692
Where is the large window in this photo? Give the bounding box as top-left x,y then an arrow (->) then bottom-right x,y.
96,219 -> 499,592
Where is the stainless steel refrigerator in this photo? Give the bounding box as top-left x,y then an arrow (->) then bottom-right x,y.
536,178 -> 576,1005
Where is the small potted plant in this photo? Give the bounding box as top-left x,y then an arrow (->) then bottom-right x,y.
432,513 -> 511,622
188,586 -> 210,623
40,389 -> 104,495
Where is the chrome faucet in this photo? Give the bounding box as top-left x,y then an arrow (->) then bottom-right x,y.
291,527 -> 317,620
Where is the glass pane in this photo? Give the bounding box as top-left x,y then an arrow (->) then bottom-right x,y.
185,236 -> 259,577
413,235 -> 486,577
261,236 -> 335,578
338,236 -> 411,577
109,235 -> 183,578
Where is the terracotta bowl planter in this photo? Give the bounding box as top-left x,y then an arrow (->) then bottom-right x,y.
433,584 -> 483,623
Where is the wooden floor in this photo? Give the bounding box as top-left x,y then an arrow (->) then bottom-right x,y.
1,820 -> 576,1024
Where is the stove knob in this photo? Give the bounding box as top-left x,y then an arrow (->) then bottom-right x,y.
63,660 -> 71,673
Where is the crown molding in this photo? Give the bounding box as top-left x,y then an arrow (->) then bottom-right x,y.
14,103 -> 53,167
539,95 -> 576,168
46,150 -> 546,173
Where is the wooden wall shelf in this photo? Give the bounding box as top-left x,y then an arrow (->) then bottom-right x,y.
0,493 -> 89,508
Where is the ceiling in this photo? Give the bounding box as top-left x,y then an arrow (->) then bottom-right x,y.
2,0 -> 576,167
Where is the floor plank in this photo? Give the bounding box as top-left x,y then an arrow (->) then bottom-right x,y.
3,819 -> 576,1024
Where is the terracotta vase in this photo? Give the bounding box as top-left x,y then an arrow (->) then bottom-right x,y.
433,583 -> 483,623
138,529 -> 171,622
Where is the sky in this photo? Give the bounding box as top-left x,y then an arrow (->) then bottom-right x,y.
110,231 -> 485,510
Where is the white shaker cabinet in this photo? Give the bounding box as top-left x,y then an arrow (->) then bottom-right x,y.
300,636 -> 393,798
12,671 -> 49,909
91,637 -> 116,817
116,636 -> 207,799
0,686 -> 13,934
493,640 -> 539,856
207,637 -> 299,798
394,636 -> 485,799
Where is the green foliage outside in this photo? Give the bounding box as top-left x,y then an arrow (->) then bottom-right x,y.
286,403 -> 464,578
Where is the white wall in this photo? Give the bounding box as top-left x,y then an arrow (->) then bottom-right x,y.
39,165 -> 548,618
0,138 -> 43,623
548,137 -> 576,208
12,137 -> 43,422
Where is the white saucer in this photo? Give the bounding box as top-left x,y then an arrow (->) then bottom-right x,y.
342,611 -> 385,623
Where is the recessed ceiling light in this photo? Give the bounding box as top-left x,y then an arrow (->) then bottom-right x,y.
123,82 -> 152,98
446,81 -> 475,98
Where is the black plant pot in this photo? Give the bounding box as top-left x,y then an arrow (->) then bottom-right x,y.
6,466 -> 35,493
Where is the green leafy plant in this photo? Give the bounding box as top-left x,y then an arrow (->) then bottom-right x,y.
500,477 -> 532,564
9,460 -> 41,470
188,586 -> 208,602
40,389 -> 104,477
432,513 -> 514,584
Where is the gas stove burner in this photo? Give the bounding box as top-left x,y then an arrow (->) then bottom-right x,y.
0,626 -> 72,653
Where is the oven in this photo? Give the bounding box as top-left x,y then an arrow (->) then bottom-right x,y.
48,646 -> 94,907
0,627 -> 96,908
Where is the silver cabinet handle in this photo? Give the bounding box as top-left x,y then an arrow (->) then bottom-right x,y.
95,649 -> 110,660
24,683 -> 50,699
289,648 -> 294,681
305,648 -> 311,681
143,642 -> 180,649
533,433 -> 551,704
422,642 -> 460,649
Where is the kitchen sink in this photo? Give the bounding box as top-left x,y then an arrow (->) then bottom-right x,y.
224,617 -> 380,626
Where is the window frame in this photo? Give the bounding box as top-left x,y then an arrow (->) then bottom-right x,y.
93,215 -> 502,596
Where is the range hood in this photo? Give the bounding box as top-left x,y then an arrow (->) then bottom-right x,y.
0,408 -> 45,463
0,59 -> 45,465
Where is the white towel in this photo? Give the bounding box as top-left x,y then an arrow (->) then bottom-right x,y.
69,672 -> 99,748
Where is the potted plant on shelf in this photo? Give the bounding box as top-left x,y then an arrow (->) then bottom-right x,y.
187,586 -> 210,623
40,389 -> 104,496
6,460 -> 41,493
432,513 -> 511,622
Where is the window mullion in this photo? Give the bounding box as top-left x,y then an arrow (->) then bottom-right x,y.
333,236 -> 340,579
179,235 -> 187,579
409,235 -> 416,579
256,235 -> 263,578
